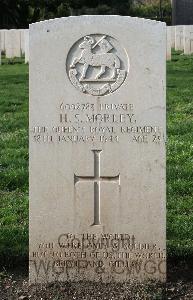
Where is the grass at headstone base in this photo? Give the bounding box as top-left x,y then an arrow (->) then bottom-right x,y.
167,51 -> 193,259
0,56 -> 28,267
0,51 -> 193,269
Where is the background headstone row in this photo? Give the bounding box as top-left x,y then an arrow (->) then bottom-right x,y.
0,26 -> 193,65
0,29 -> 29,64
167,25 -> 193,60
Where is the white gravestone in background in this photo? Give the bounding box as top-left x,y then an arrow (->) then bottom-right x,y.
24,30 -> 29,63
167,27 -> 172,60
20,29 -> 26,55
0,31 -> 3,54
175,25 -> 184,51
170,26 -> 175,48
0,30 -> 6,53
184,25 -> 193,55
5,29 -> 21,58
29,16 -> 166,283
0,30 -> 5,53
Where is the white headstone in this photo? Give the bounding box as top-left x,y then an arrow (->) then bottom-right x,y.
5,29 -> 21,58
0,29 -> 4,51
0,30 -> 6,53
184,25 -> 193,55
29,16 -> 166,283
167,27 -> 172,60
170,26 -> 175,48
24,30 -> 29,63
175,25 -> 184,51
20,29 -> 26,54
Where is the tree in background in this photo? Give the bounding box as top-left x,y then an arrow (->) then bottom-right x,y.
0,0 -> 72,28
132,0 -> 171,24
63,0 -> 133,16
0,0 -> 136,28
0,0 -> 20,28
0,0 -> 171,28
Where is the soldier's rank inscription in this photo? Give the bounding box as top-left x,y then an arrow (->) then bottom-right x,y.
66,34 -> 129,96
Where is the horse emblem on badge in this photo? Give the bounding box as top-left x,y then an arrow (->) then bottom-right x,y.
66,34 -> 129,96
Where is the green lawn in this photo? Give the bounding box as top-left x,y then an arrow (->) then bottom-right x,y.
0,57 -> 28,266
167,52 -> 193,257
0,52 -> 193,267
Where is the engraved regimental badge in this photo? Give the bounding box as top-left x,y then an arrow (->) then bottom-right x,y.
66,34 -> 129,96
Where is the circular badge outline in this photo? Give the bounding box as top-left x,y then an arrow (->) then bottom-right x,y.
66,33 -> 130,97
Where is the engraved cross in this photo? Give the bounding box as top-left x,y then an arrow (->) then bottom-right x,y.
74,150 -> 120,226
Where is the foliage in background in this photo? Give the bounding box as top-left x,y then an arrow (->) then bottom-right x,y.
132,0 -> 171,24
0,0 -> 171,28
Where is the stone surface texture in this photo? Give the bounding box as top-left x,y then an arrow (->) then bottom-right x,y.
25,30 -> 29,63
170,26 -> 175,48
0,30 -> 6,52
184,25 -> 193,54
29,16 -> 166,283
175,25 -> 184,50
20,29 -> 26,54
167,27 -> 172,60
5,29 -> 21,58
